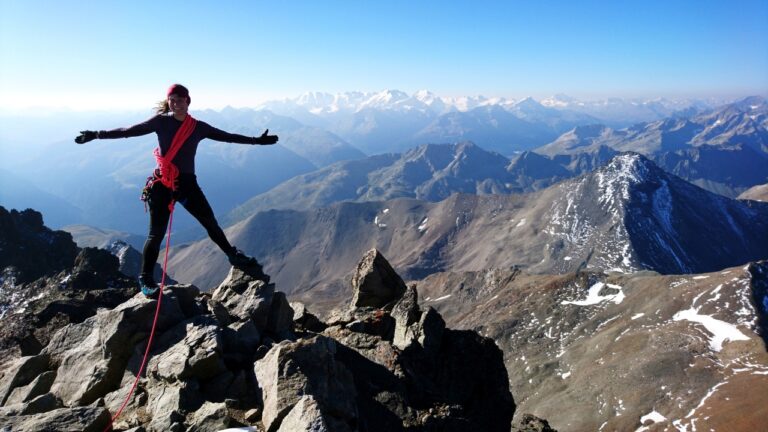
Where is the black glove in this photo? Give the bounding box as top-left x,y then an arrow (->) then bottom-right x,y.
75,130 -> 98,144
254,129 -> 278,145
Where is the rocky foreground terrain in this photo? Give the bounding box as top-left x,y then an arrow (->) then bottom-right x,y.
0,206 -> 519,431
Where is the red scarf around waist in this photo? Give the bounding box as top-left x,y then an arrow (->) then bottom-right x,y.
153,114 -> 197,191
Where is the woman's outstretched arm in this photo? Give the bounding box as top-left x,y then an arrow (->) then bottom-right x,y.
74,115 -> 161,144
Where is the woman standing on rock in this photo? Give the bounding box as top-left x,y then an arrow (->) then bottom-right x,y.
74,84 -> 277,297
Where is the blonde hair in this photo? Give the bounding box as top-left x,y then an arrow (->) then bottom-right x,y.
155,99 -> 171,114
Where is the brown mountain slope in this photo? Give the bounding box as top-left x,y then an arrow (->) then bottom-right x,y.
414,262 -> 768,432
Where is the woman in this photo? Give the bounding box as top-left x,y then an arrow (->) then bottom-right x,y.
75,84 -> 277,297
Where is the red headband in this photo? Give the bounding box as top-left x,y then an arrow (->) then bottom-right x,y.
167,84 -> 190,98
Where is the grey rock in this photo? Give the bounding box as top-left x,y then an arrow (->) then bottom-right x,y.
350,249 -> 407,309
212,278 -> 276,331
0,354 -> 50,406
146,381 -> 200,432
392,285 -> 421,350
277,395 -> 331,432
214,265 -> 270,295
0,406 -> 110,432
186,401 -> 230,432
46,296 -> 185,406
267,291 -> 295,338
290,302 -> 327,333
149,316 -> 226,382
417,307 -> 445,356
255,335 -> 357,432
224,320 -> 261,354
5,370 -> 56,405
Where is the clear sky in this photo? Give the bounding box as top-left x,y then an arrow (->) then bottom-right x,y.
1,0 -> 767,110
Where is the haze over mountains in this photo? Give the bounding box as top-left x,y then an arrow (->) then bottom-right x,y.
171,154 -> 768,309
2,91 -> 764,236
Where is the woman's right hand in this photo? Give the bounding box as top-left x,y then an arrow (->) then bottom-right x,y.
75,130 -> 98,144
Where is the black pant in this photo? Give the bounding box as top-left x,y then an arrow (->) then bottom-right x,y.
141,173 -> 232,277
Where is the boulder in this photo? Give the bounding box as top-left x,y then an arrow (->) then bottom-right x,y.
149,315 -> 226,382
267,292 -> 294,338
5,370 -> 56,405
350,249 -> 407,309
46,295 -> 185,406
0,405 -> 110,432
213,278 -> 275,331
391,285 -> 421,350
223,320 -> 261,354
290,302 -> 327,333
0,354 -> 51,406
277,395 -> 337,432
255,335 -> 357,432
186,401 -> 230,431
146,380 -> 200,432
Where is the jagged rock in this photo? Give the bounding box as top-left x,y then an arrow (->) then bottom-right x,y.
146,380 -> 200,432
415,307 -> 444,356
0,405 -> 110,432
0,392 -> 62,417
267,292 -> 294,338
5,370 -> 56,405
0,354 -> 51,406
149,315 -> 226,382
277,395 -> 334,432
255,335 -> 358,432
391,286 -> 444,355
350,249 -> 407,309
430,329 -> 514,431
45,295 -> 185,406
392,285 -> 421,350
511,413 -> 558,432
212,277 -> 275,331
290,302 -> 327,333
186,401 -> 230,431
223,320 -> 261,354
0,207 -> 78,284
215,265 -> 270,295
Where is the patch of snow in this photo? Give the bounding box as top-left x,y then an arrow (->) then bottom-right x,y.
429,294 -> 452,302
418,217 -> 429,232
636,410 -> 668,431
631,313 -> 645,320
382,208 -> 389,214
560,371 -> 571,379
562,282 -> 625,306
516,218 -> 526,227
673,307 -> 750,351
692,275 -> 709,280
564,256 -> 572,261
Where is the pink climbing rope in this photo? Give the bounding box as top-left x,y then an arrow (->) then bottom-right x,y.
104,202 -> 176,431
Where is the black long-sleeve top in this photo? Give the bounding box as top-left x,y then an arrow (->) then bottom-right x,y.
98,114 -> 263,173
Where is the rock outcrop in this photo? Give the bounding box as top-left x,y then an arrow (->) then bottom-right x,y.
1,242 -> 515,431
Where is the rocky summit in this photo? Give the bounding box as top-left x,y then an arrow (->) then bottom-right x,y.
0,239 -> 514,431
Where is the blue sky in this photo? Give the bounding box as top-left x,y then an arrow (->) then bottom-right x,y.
1,0 -> 767,110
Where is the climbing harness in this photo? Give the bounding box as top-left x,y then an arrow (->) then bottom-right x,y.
140,115 -> 197,211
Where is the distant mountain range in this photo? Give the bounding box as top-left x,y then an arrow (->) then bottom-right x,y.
257,90 -> 727,154
228,97 -> 768,223
171,154 -> 768,310
1,93 -> 763,235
